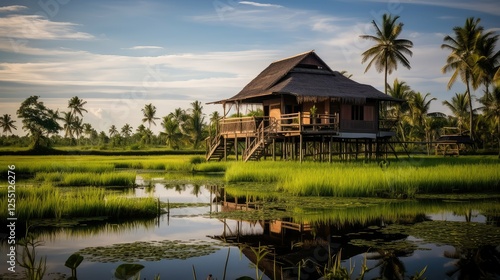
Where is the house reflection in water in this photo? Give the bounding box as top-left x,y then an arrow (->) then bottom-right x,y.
213,193 -> 415,279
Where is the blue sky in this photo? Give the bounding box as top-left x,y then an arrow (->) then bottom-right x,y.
1,0 -> 499,136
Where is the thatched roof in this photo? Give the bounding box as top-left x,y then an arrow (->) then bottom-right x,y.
210,50 -> 402,105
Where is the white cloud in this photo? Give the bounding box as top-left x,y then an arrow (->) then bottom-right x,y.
363,0 -> 500,16
0,5 -> 27,13
0,15 -> 94,40
239,1 -> 282,8
124,46 -> 165,50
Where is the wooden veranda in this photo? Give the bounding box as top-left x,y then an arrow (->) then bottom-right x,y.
206,114 -> 398,162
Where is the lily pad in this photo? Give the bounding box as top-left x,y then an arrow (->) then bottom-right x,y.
77,239 -> 220,262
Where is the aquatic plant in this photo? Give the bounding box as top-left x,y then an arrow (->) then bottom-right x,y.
64,253 -> 84,280
17,234 -> 47,280
77,240 -> 220,262
114,264 -> 145,280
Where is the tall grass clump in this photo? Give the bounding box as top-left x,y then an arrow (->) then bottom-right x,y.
34,172 -> 136,186
0,185 -> 158,220
224,159 -> 500,197
225,162 -> 285,183
62,172 -> 136,187
193,162 -> 229,173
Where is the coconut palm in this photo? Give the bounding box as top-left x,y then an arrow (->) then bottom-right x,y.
161,115 -> 182,150
108,125 -> 118,138
187,100 -> 205,149
442,93 -> 470,134
141,103 -> 160,129
72,116 -> 84,141
360,13 -> 413,94
408,92 -> 436,141
61,111 -> 75,139
209,111 -> 221,137
387,79 -> 413,141
441,17 -> 485,139
68,96 -> 88,117
169,108 -> 188,135
478,86 -> 500,157
0,114 -> 17,135
472,31 -> 499,93
494,68 -> 500,87
121,124 -> 133,146
83,123 -> 93,138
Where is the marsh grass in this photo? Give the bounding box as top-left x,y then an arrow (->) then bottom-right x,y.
34,172 -> 136,186
0,185 -> 158,220
225,159 -> 500,197
0,155 -> 197,177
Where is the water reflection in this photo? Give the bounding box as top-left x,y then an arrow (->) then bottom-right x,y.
217,191 -> 500,279
1,181 -> 500,280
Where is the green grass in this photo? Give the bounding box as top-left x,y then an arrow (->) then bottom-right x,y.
0,185 -> 159,220
225,158 -> 500,197
34,172 -> 136,186
0,155 -> 208,176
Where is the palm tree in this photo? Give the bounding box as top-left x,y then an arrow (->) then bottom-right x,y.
442,93 -> 470,134
72,116 -> 84,142
472,31 -> 499,93
121,124 -> 132,138
409,92 -> 436,141
121,124 -> 133,146
494,68 -> 500,87
387,79 -> 413,141
161,115 -> 182,150
478,86 -> 500,157
68,96 -> 88,117
209,111 -> 221,137
187,100 -> 205,149
360,13 -> 413,94
83,123 -> 93,139
0,114 -> 17,135
169,108 -> 188,135
61,111 -> 75,139
442,17 -> 485,139
108,125 -> 118,138
141,103 -> 160,129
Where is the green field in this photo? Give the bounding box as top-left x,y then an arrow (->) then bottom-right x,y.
1,155 -> 499,220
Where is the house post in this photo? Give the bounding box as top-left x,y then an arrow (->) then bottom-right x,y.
235,137 -> 238,161
299,134 -> 303,163
223,137 -> 227,161
328,137 -> 332,163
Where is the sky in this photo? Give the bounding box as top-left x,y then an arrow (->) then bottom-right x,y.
0,0 -> 499,136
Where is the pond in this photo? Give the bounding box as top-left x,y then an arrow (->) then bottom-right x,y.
1,174 -> 500,280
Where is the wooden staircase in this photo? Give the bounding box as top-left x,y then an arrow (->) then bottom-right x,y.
243,120 -> 278,162
206,119 -> 278,162
206,135 -> 234,161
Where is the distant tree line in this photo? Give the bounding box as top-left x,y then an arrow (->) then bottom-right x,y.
1,15 -> 499,155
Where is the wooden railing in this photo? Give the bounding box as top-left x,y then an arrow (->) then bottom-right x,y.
279,113 -> 339,132
219,116 -> 269,135
213,114 -> 399,136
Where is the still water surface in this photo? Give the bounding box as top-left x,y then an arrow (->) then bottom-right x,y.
1,175 -> 500,279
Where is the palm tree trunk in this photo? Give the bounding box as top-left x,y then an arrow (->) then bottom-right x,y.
497,121 -> 500,159
384,56 -> 388,94
465,80 -> 474,141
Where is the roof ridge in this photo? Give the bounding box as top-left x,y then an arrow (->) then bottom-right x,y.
271,50 -> 315,63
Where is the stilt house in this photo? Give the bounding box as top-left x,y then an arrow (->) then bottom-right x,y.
206,50 -> 401,161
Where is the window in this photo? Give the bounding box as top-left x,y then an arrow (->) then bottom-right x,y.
351,105 -> 364,120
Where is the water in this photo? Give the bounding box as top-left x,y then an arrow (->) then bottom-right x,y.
1,175 -> 500,280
